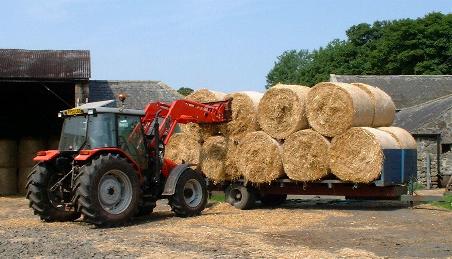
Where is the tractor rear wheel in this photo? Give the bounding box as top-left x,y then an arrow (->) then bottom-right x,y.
26,163 -> 80,222
74,154 -> 140,226
168,169 -> 207,217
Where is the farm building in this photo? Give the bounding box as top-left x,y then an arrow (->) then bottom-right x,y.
331,74 -> 452,188
0,49 -> 181,195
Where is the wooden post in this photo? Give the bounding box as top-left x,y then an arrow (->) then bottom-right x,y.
74,82 -> 89,106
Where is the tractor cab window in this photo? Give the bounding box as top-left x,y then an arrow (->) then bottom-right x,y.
59,116 -> 87,151
87,113 -> 117,149
117,115 -> 148,169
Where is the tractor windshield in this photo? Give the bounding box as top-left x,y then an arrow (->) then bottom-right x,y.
59,113 -> 117,151
59,116 -> 88,151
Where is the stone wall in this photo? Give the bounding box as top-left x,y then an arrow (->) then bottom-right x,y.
441,147 -> 452,176
416,137 -> 440,188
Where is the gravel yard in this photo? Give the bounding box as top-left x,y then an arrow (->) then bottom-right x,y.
0,196 -> 451,258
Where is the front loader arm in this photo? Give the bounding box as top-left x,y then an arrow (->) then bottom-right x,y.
142,99 -> 231,145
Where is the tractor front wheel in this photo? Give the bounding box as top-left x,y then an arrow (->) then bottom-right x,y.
74,154 -> 140,226
168,169 -> 207,217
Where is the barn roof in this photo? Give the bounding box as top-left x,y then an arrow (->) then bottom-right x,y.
89,80 -> 182,110
394,94 -> 452,143
330,74 -> 452,109
0,49 -> 90,80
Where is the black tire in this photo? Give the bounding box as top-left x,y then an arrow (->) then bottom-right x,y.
136,199 -> 156,216
168,169 -> 207,217
73,154 -> 140,226
225,183 -> 256,210
26,163 -> 80,222
260,194 -> 287,207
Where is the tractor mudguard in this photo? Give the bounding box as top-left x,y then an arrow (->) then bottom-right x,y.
161,164 -> 191,196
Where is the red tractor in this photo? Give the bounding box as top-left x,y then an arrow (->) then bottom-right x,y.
26,97 -> 230,226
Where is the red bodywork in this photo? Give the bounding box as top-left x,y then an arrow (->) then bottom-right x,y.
33,99 -> 230,178
34,150 -> 60,162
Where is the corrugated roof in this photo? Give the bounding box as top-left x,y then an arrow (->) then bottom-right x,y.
330,74 -> 452,109
0,49 -> 90,80
394,94 -> 452,143
89,80 -> 182,110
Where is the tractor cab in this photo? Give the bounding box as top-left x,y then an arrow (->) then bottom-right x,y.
57,102 -> 148,169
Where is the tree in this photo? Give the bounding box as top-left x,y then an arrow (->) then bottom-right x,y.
177,87 -> 194,96
266,12 -> 452,88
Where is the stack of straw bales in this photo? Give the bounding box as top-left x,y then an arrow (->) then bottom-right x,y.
165,82 -> 416,184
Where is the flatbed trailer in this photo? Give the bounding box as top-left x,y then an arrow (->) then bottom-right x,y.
207,148 -> 423,209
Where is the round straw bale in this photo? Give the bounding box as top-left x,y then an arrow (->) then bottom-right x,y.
183,89 -> 226,140
200,136 -> 227,182
306,82 -> 374,137
282,129 -> 330,181
224,91 -> 263,136
257,84 -> 310,139
185,88 -> 226,103
224,136 -> 242,180
236,131 -> 284,183
179,123 -> 219,142
378,127 -> 416,149
352,83 -> 395,127
330,127 -> 400,183
164,133 -> 201,166
0,139 -> 17,168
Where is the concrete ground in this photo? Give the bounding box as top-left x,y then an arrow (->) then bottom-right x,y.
0,195 -> 451,258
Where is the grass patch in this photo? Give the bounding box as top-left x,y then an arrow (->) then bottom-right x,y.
209,193 -> 225,202
413,182 -> 425,191
431,194 -> 452,210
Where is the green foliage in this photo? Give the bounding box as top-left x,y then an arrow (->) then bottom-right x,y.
209,193 -> 225,202
266,12 -> 452,88
177,87 -> 194,96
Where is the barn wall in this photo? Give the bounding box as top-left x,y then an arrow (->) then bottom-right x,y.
415,137 -> 440,188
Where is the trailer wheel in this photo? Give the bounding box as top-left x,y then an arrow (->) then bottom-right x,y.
260,194 -> 287,206
169,169 -> 207,217
74,154 -> 140,226
225,184 -> 256,210
26,163 -> 81,222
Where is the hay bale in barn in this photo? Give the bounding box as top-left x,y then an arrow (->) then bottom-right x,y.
182,89 -> 227,140
352,83 -> 396,127
224,91 -> 262,136
236,131 -> 284,183
17,166 -> 34,195
283,129 -> 330,181
200,136 -> 227,182
306,82 -> 374,137
258,84 -> 310,139
0,168 -> 17,195
164,133 -> 201,166
18,137 -> 45,168
0,139 -> 17,168
329,127 -> 400,183
378,127 -> 417,149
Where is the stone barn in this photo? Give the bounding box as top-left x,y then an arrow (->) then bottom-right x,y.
331,75 -> 452,189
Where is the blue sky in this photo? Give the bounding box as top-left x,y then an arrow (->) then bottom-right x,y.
0,1 -> 450,92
